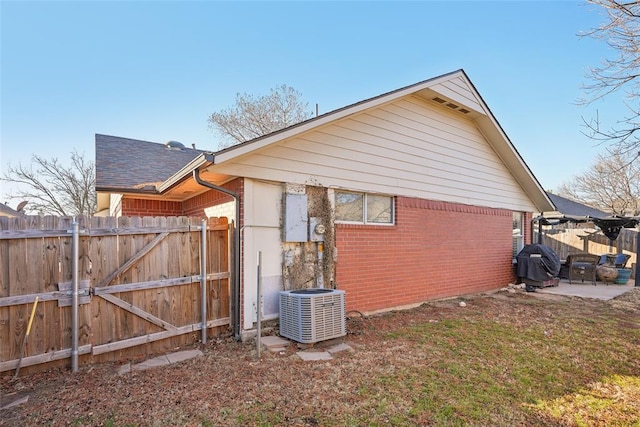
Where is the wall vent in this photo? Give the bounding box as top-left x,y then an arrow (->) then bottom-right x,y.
279,288 -> 346,343
432,97 -> 470,114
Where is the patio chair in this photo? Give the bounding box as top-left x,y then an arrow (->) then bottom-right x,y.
597,253 -> 631,268
567,253 -> 599,285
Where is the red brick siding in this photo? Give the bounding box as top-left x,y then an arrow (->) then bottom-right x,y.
121,199 -> 182,217
120,178 -> 245,220
335,196 -> 517,314
523,211 -> 533,245
182,178 -> 244,218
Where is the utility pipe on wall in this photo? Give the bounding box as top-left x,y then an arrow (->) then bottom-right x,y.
256,251 -> 262,359
193,165 -> 241,339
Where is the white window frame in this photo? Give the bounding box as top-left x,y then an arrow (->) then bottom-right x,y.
335,191 -> 395,225
512,212 -> 524,258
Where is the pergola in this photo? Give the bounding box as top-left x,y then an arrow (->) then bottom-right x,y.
532,215 -> 640,287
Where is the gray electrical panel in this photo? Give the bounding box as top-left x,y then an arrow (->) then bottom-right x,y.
284,193 -> 308,242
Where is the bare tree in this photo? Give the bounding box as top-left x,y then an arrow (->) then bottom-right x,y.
558,147 -> 640,215
1,150 -> 96,216
208,84 -> 313,148
580,0 -> 640,154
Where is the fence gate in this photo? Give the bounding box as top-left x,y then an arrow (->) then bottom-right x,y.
0,215 -> 231,374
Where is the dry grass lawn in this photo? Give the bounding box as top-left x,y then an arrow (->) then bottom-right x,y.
1,286 -> 639,426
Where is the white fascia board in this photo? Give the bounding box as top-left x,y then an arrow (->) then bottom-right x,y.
452,72 -> 553,212
475,114 -> 554,212
157,153 -> 213,193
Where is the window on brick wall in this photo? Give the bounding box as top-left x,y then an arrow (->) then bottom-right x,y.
335,191 -> 394,224
512,211 -> 524,258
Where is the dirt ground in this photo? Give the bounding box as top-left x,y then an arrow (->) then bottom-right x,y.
1,286 -> 639,426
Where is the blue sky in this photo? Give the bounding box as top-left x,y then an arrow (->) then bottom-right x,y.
0,0 -> 623,207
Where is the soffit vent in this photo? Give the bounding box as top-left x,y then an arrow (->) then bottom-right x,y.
432,97 -> 471,115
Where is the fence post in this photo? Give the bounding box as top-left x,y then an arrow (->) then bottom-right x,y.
71,221 -> 79,373
256,251 -> 262,359
201,219 -> 207,344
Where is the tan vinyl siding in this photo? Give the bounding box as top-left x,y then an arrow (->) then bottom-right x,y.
215,96 -> 536,212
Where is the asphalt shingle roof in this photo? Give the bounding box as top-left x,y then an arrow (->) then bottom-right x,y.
95,134 -> 206,190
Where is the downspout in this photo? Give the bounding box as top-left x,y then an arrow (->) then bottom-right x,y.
193,160 -> 242,339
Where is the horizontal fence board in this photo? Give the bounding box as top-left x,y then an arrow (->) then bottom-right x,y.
0,223 -> 228,240
92,318 -> 230,355
93,273 -> 229,295
0,345 -> 92,372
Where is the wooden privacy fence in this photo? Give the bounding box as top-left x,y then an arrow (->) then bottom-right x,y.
0,215 -> 231,374
537,226 -> 637,268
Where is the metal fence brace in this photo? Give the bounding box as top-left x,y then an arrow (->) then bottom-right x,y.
57,280 -> 91,307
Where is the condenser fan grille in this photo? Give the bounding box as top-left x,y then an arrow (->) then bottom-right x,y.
279,289 -> 346,343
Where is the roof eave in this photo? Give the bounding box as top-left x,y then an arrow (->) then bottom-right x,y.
208,69 -> 554,213
213,70 -> 468,164
475,115 -> 554,212
156,153 -> 214,193
95,186 -> 160,195
463,71 -> 553,213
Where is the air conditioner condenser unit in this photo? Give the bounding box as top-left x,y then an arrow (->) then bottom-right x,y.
279,288 -> 346,344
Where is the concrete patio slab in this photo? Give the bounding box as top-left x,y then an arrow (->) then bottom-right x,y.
534,280 -> 635,300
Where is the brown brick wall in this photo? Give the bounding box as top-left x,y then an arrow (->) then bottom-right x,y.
120,178 -> 245,220
335,196 -> 516,313
523,211 -> 533,245
182,178 -> 244,218
121,199 -> 183,217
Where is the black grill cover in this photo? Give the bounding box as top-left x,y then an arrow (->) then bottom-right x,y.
516,244 -> 561,281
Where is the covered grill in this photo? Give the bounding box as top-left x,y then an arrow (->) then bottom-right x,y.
516,244 -> 561,291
